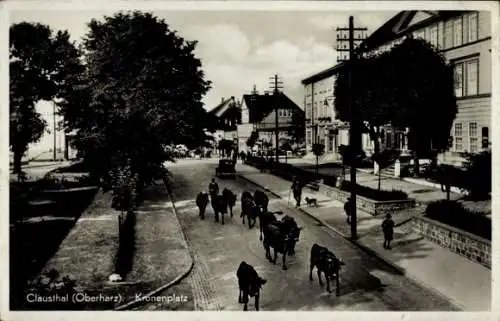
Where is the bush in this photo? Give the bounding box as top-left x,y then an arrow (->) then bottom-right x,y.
462,151 -> 491,200
339,180 -> 408,201
425,200 -> 491,240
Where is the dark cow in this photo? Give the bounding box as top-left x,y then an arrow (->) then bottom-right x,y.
237,261 -> 267,311
309,243 -> 345,296
211,194 -> 228,225
222,188 -> 237,218
241,192 -> 258,228
258,210 -> 278,241
254,190 -> 269,212
196,191 -> 209,220
262,219 -> 301,270
281,215 -> 301,255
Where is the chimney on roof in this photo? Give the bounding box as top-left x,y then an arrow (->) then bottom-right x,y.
221,97 -> 224,103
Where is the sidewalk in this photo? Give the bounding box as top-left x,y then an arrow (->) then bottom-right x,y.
32,181 -> 193,310
236,163 -> 491,311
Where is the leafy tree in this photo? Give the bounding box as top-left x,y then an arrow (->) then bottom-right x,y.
58,11 -> 211,202
462,150 -> 491,200
246,131 -> 259,148
218,139 -> 234,158
9,22 -> 81,175
287,110 -> 305,144
334,37 -> 457,175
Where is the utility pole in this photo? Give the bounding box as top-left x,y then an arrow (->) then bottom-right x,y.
336,16 -> 367,241
53,101 -> 57,161
269,74 -> 283,163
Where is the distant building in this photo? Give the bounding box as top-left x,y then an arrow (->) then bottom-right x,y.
237,88 -> 304,154
207,96 -> 241,155
301,65 -> 359,162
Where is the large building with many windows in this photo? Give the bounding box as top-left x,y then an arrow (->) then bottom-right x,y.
302,10 -> 491,166
361,10 -> 491,166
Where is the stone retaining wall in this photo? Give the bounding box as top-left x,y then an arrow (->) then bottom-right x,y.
318,183 -> 416,216
412,215 -> 491,269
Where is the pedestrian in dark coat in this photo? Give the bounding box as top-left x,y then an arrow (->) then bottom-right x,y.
208,178 -> 219,200
344,197 -> 354,224
196,191 -> 209,220
382,213 -> 395,249
291,178 -> 303,207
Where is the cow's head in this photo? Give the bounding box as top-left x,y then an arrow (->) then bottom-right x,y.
249,277 -> 267,296
325,255 -> 344,277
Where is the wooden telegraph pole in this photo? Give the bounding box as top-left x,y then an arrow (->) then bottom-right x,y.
269,74 -> 283,163
336,16 -> 367,241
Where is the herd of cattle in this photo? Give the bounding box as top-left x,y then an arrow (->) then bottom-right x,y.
196,184 -> 346,311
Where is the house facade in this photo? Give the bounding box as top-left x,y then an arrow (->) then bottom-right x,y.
302,66 -> 370,162
361,10 -> 491,166
237,91 -> 304,154
207,96 -> 241,155
302,10 -> 491,167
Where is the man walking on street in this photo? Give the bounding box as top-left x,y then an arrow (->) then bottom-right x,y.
291,177 -> 303,207
208,178 -> 219,200
344,197 -> 354,224
382,213 -> 395,249
196,191 -> 209,220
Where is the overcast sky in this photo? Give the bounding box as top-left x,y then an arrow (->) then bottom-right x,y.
10,9 -> 397,110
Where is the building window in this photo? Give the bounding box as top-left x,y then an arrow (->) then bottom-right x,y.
466,60 -> 478,96
453,17 -> 463,47
306,103 -> 312,119
438,21 -> 444,49
430,24 -> 438,47
468,13 -> 478,42
454,58 -> 479,97
444,20 -> 453,49
469,122 -> 478,153
454,63 -> 464,97
455,123 -> 463,151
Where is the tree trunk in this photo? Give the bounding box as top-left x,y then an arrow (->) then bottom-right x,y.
13,149 -> 24,179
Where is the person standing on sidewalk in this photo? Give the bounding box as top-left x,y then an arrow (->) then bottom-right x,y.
196,191 -> 209,220
382,213 -> 395,249
291,177 -> 303,207
344,197 -> 354,224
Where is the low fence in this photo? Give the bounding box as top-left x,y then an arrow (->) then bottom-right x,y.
412,215 -> 491,269
318,183 -> 415,216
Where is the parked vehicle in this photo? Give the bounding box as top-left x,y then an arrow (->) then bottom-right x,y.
215,159 -> 236,178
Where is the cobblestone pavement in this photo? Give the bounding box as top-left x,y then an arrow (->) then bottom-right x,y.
140,159 -> 459,311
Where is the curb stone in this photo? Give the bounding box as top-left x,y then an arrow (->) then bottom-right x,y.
238,173 -> 465,310
114,177 -> 195,311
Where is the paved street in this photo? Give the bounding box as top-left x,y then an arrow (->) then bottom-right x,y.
139,159 -> 458,311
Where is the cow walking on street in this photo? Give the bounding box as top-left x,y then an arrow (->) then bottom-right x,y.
241,191 -> 258,228
254,190 -> 269,213
237,261 -> 267,311
222,188 -> 237,218
309,243 -> 345,296
281,215 -> 301,255
196,191 -> 209,220
211,193 -> 228,225
262,219 -> 301,270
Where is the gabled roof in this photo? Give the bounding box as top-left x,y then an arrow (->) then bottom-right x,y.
360,10 -> 466,53
207,96 -> 240,118
301,62 -> 347,85
242,92 -> 303,123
